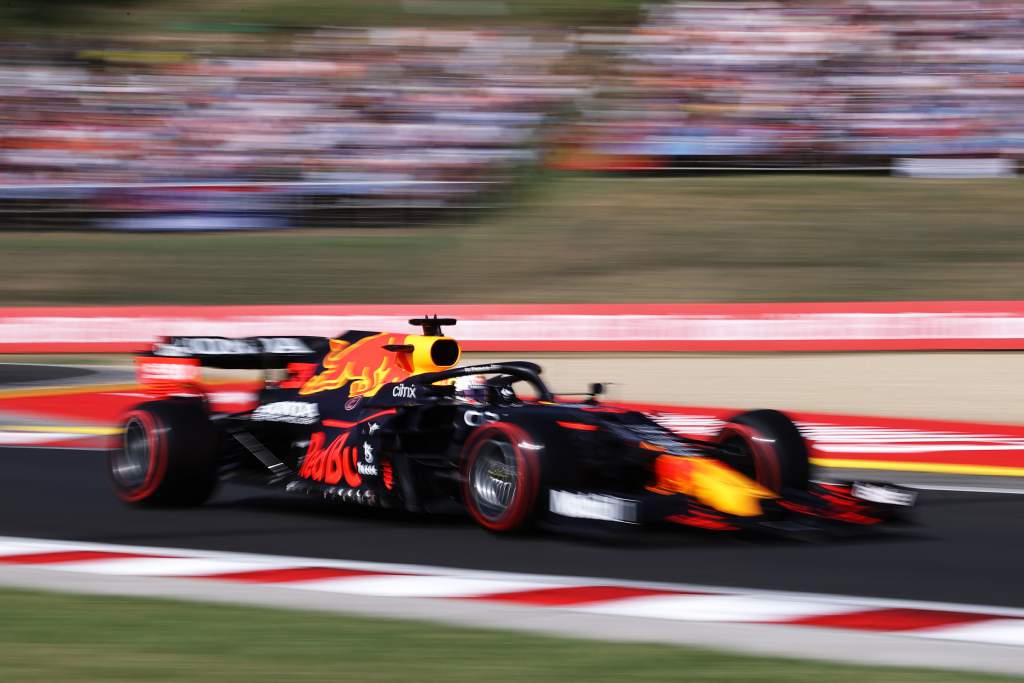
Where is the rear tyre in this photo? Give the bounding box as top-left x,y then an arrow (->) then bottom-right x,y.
110,398 -> 219,506
716,409 -> 810,493
461,423 -> 540,532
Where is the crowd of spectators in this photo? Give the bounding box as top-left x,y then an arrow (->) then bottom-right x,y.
2,1 -> 1024,229
0,29 -> 580,228
563,0 -> 1024,170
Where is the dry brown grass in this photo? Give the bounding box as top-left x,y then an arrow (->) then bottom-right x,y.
2,175 -> 1023,305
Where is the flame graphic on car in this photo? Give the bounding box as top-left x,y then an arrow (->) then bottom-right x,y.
299,334 -> 412,397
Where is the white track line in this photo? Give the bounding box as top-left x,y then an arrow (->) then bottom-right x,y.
574,594 -> 866,623
907,484 -> 1024,496
916,620 -> 1024,647
287,576 -> 561,598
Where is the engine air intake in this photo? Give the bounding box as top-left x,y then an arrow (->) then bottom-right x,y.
430,338 -> 460,367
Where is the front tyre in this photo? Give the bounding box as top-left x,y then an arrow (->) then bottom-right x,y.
461,423 -> 540,532
110,398 -> 219,506
716,409 -> 810,493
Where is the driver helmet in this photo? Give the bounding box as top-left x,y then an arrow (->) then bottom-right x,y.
453,374 -> 490,404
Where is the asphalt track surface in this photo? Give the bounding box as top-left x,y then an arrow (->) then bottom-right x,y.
2,443 -> 1023,609
2,362 -> 1023,612
0,363 -> 96,386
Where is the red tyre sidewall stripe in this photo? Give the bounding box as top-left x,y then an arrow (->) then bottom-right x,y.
462,422 -> 539,532
117,410 -> 168,502
718,423 -> 781,493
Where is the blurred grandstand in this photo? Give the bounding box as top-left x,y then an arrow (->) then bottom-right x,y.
0,28 -> 581,230
1,0 -> 1022,230
561,0 -> 1024,171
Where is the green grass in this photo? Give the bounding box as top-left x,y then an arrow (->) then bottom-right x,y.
3,174 -> 1024,305
0,0 -> 663,35
0,588 -> 1017,682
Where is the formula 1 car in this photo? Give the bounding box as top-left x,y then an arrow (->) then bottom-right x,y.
109,317 -> 915,536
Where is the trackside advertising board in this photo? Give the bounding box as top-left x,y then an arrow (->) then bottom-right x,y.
3,302 -> 1024,353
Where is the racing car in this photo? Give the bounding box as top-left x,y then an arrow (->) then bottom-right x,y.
109,317 -> 915,536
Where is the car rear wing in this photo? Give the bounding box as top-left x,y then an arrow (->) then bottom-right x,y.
146,336 -> 328,368
135,336 -> 329,395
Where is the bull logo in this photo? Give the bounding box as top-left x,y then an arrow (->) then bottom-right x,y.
299,334 -> 412,397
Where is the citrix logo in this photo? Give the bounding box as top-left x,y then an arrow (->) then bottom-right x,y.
392,385 -> 417,399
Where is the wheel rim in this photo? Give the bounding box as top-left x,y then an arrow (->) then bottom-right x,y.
720,436 -> 757,481
469,438 -> 518,522
113,417 -> 151,488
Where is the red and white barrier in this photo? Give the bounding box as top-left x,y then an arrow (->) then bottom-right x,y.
4,302 -> 1024,353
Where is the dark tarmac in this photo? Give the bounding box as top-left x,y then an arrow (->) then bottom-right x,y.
2,444 -> 1022,608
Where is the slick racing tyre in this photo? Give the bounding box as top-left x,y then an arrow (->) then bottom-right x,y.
716,409 -> 810,493
461,422 -> 540,532
110,398 -> 220,506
